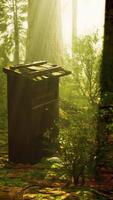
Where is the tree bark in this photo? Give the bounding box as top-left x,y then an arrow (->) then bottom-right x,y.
100,0 -> 113,96
96,0 -> 113,181
13,0 -> 19,65
72,0 -> 77,41
26,0 -> 63,64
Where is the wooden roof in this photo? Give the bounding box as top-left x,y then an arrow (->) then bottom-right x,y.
3,61 -> 71,81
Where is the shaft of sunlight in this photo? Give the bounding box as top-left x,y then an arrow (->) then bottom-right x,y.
61,0 -> 106,50
61,0 -> 72,51
77,0 -> 105,36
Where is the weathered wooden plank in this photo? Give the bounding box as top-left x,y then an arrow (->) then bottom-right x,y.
10,60 -> 47,69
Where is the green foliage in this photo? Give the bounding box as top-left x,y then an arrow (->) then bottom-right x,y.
61,32 -> 102,107
0,177 -> 24,186
96,106 -> 113,170
0,0 -> 28,63
59,32 -> 102,183
59,106 -> 97,183
0,0 -> 28,128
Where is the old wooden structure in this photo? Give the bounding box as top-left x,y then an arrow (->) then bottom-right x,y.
3,61 -> 70,164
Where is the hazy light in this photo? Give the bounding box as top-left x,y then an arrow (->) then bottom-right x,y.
62,0 -> 105,47
77,0 -> 105,36
61,0 -> 72,50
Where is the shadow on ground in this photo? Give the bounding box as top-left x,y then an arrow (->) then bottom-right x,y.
0,130 -> 112,200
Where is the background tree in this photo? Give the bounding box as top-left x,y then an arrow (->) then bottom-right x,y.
0,0 -> 12,128
13,0 -> 19,64
12,0 -> 28,64
72,0 -> 77,41
0,0 -> 27,128
61,32 -> 101,108
0,0 -> 27,65
26,0 -> 63,64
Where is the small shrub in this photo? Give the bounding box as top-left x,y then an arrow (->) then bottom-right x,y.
59,107 -> 97,185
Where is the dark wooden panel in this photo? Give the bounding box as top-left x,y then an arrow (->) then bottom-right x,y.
7,75 -> 32,163
32,78 -> 59,97
6,73 -> 59,163
31,100 -> 59,162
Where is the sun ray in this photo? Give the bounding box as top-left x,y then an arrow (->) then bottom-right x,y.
61,0 -> 106,50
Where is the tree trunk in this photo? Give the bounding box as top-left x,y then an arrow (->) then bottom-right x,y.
26,0 -> 63,64
96,0 -> 113,181
72,0 -> 77,41
13,0 -> 19,65
100,0 -> 113,96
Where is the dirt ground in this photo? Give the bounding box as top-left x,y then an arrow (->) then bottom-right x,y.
0,130 -> 113,200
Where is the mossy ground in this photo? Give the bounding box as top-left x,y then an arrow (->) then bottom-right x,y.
0,130 -> 112,200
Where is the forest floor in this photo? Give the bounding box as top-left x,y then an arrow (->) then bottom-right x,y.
0,130 -> 113,200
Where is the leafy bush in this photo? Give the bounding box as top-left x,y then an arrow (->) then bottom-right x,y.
59,32 -> 102,184
60,32 -> 102,107
59,107 -> 97,185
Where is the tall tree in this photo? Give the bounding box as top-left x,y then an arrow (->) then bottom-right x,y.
13,0 -> 19,64
0,0 -> 27,128
96,0 -> 113,180
12,0 -> 28,64
0,0 -> 27,65
100,0 -> 113,96
26,0 -> 63,64
0,0 -> 13,66
72,0 -> 77,41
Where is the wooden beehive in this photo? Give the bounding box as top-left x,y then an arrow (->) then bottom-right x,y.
3,61 -> 71,164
